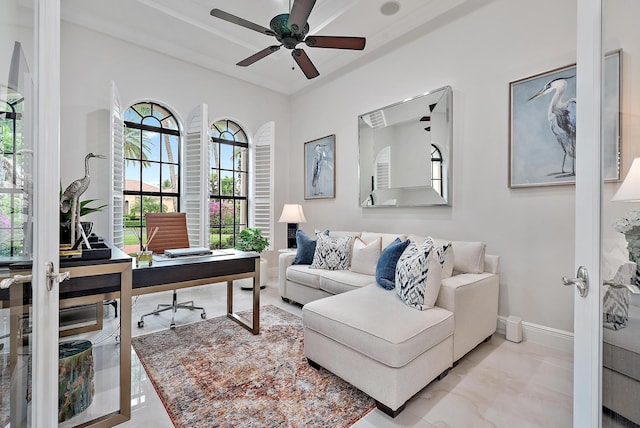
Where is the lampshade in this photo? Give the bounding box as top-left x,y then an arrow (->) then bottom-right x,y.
278,204 -> 307,223
612,157 -> 640,202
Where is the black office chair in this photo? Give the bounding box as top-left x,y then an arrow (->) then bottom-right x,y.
137,212 -> 206,329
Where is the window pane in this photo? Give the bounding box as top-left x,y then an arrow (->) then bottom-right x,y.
161,196 -> 178,213
220,171 -> 233,196
124,107 -> 142,123
141,162 -> 161,191
235,147 -> 248,172
153,104 -> 170,121
210,142 -> 220,169
141,115 -> 162,129
142,195 -> 162,214
209,199 -> 221,226
237,200 -> 247,228
220,144 -> 233,170
220,199 -> 235,226
161,164 -> 178,193
161,134 -> 179,163
125,160 -> 142,182
161,115 -> 178,130
209,170 -> 219,195
146,131 -> 161,162
235,172 -> 247,197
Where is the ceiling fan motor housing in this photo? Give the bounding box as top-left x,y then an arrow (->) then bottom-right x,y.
270,13 -> 309,49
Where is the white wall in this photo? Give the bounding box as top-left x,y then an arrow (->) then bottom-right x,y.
289,0 -> 584,332
59,22 -> 291,268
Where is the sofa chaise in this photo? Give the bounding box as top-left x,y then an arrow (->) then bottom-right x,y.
278,231 -> 499,416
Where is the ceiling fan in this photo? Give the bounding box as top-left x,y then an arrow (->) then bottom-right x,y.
210,0 -> 366,79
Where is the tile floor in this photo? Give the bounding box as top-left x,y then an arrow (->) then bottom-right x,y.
1,278 -> 636,427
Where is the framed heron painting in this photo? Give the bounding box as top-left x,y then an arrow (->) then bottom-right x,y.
304,134 -> 335,199
509,49 -> 621,188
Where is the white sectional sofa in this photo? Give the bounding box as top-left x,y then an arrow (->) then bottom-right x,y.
278,231 -> 500,416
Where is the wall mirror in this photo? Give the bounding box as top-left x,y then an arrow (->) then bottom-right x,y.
359,85 -> 452,207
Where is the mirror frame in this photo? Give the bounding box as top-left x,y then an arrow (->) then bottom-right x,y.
358,85 -> 453,207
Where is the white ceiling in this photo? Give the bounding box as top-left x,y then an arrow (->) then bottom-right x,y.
61,0 -> 475,95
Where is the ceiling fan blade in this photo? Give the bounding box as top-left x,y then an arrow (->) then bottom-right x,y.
210,9 -> 274,36
292,49 -> 319,79
237,45 -> 281,67
304,36 -> 366,50
288,0 -> 316,34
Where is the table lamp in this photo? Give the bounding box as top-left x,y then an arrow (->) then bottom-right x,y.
612,157 -> 640,202
278,204 -> 307,249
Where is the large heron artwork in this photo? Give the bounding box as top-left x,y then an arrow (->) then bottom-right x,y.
528,76 -> 576,176
60,153 -> 105,245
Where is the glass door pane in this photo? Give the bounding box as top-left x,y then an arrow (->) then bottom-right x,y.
0,2 -> 35,425
602,1 -> 640,426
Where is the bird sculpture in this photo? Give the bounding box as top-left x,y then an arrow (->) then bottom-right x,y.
528,76 -> 576,176
60,152 -> 105,245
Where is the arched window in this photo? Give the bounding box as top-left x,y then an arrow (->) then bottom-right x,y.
123,102 -> 180,249
431,144 -> 443,196
208,119 -> 248,249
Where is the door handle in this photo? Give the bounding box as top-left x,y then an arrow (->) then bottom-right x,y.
562,266 -> 589,297
46,261 -> 70,291
0,262 -> 71,291
0,274 -> 33,289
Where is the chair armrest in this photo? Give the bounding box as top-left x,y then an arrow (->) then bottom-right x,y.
279,252 -> 297,298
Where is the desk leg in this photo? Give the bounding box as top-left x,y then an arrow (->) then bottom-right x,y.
226,261 -> 260,335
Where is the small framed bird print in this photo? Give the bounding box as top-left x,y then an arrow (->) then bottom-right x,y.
508,49 -> 621,187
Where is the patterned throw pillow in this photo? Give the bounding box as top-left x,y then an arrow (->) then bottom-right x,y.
310,234 -> 353,270
396,238 -> 449,310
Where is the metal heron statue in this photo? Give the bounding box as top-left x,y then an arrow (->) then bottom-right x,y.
60,152 -> 106,245
528,76 -> 576,175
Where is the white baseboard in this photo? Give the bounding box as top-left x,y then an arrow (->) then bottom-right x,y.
497,316 -> 574,354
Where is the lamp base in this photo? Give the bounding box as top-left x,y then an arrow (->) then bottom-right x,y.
287,223 -> 298,248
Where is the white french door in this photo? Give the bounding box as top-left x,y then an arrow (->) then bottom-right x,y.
1,0 -> 62,425
574,0 -> 639,427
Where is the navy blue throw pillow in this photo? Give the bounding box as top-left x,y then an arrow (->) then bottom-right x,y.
293,230 -> 317,265
375,237 -> 410,290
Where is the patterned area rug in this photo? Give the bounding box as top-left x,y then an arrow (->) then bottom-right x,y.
132,305 -> 375,427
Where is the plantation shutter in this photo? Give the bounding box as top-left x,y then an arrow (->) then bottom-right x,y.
184,104 -> 209,247
251,122 -> 275,249
109,81 -> 124,248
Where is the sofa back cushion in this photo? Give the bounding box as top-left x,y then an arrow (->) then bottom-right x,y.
375,237 -> 410,290
350,237 -> 382,276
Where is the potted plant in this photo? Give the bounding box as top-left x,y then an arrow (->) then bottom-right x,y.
235,227 -> 269,288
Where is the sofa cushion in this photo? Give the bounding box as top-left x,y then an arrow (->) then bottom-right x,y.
349,237 -> 381,276
311,234 -> 353,270
375,237 -> 410,290
396,238 -> 446,310
302,284 -> 454,368
452,241 -> 486,274
286,264 -> 323,290
318,270 -> 376,295
293,229 -> 318,265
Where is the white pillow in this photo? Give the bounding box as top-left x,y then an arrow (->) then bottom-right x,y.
395,238 -> 445,310
349,237 -> 381,275
310,234 -> 353,270
452,241 -> 486,274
